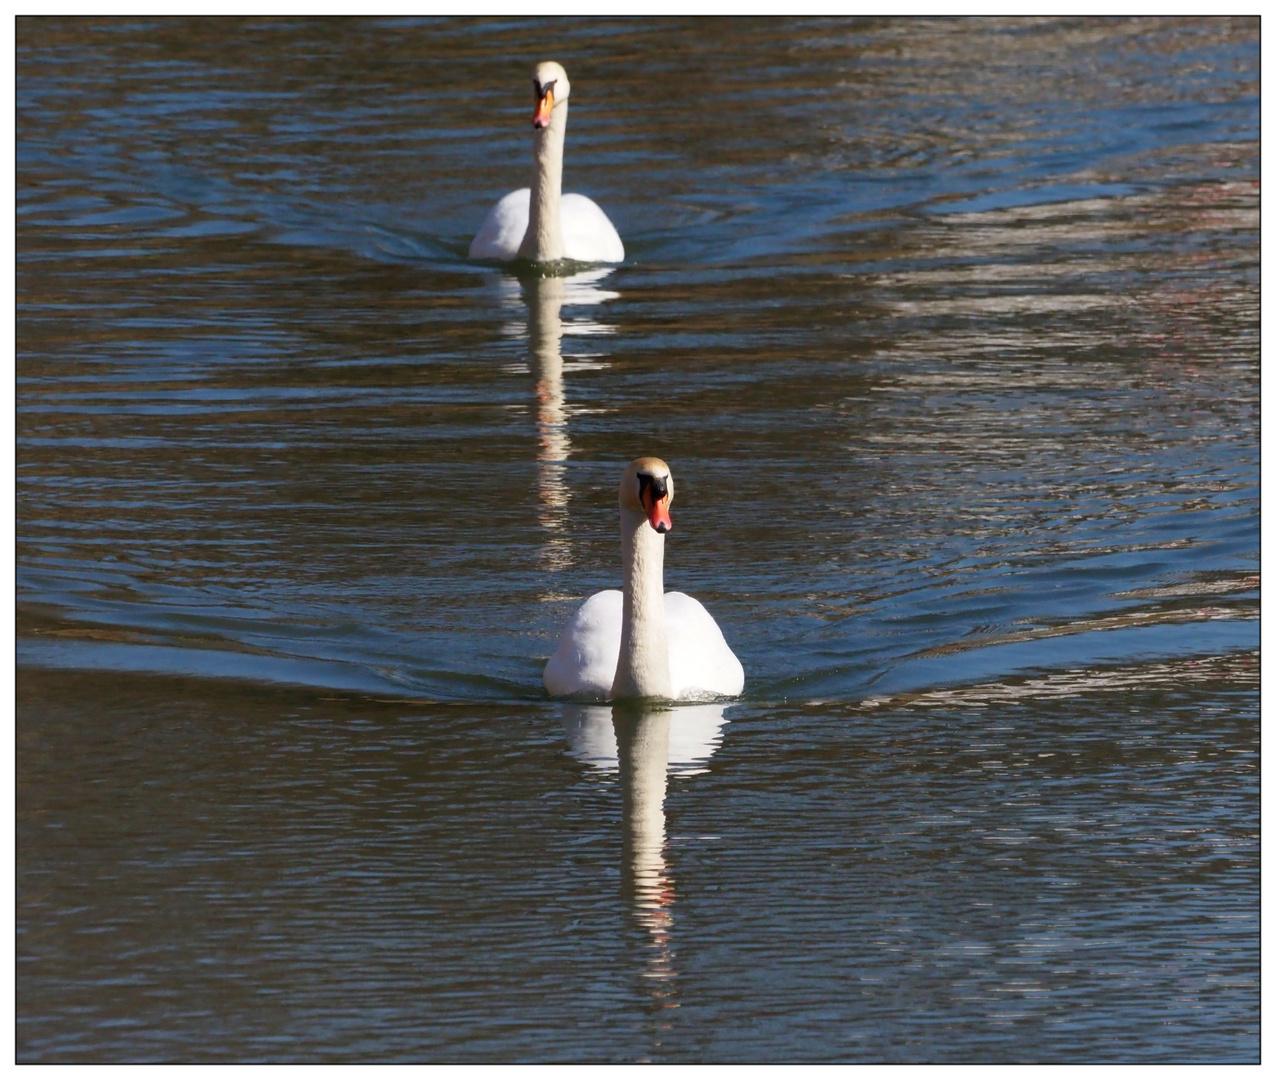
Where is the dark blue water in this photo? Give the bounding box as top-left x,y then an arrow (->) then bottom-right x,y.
16,16 -> 1259,1061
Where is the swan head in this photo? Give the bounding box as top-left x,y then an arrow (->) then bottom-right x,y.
531,61 -> 570,130
621,457 -> 674,535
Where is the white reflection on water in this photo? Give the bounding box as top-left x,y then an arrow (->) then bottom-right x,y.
502,269 -> 618,577
562,702 -> 729,777
616,707 -> 676,994
564,702 -> 728,1000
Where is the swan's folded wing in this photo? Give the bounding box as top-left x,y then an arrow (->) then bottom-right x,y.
560,193 -> 625,264
469,188 -> 530,261
543,590 -> 623,699
665,592 -> 745,699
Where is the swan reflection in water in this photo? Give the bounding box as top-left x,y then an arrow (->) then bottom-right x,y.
564,702 -> 729,1001
501,269 -> 618,577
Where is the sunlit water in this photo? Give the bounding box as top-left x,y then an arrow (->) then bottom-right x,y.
17,17 -> 1258,1061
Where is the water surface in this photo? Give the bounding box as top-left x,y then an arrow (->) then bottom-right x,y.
16,16 -> 1259,1061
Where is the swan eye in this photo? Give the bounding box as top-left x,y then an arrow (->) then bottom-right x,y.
534,78 -> 556,99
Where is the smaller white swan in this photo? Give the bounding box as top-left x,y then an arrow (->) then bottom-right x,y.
470,61 -> 624,265
544,457 -> 744,701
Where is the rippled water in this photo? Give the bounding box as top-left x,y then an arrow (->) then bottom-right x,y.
16,16 -> 1259,1062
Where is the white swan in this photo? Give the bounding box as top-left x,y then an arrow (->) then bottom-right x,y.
544,457 -> 744,701
469,61 -> 624,265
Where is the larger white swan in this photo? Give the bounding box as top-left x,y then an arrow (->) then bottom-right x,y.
469,61 -> 624,265
544,458 -> 744,701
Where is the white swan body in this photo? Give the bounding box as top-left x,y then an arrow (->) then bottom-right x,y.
469,61 -> 623,265
545,590 -> 744,700
470,189 -> 624,264
544,458 -> 744,702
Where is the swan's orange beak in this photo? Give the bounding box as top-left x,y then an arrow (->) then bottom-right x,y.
644,491 -> 672,534
532,88 -> 554,129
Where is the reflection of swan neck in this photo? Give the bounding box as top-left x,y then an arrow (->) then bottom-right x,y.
617,710 -> 671,863
612,509 -> 672,699
529,278 -> 566,426
615,707 -> 675,988
529,276 -> 570,571
520,105 -> 567,261
528,276 -> 565,366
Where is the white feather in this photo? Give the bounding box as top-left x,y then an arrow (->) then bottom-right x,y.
544,590 -> 743,701
469,189 -> 623,264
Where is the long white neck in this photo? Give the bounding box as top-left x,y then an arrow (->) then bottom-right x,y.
611,507 -> 672,699
519,102 -> 568,262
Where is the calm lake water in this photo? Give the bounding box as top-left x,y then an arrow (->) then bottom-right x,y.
16,16 -> 1259,1062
